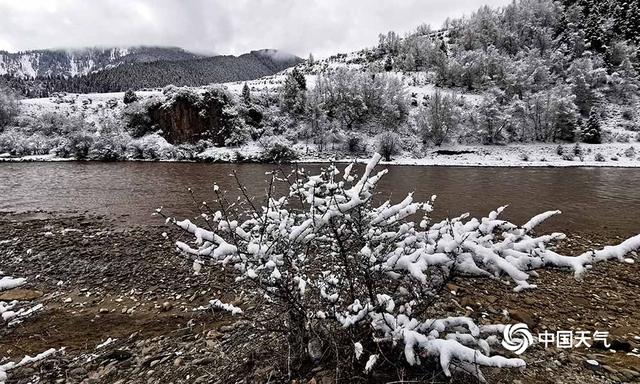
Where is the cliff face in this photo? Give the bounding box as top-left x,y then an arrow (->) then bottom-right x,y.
148,88 -> 237,145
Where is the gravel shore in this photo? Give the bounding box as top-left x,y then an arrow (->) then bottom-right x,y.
0,212 -> 638,383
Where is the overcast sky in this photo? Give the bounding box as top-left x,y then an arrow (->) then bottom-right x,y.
0,0 -> 511,58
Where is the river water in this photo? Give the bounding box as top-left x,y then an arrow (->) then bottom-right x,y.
1,162 -> 639,237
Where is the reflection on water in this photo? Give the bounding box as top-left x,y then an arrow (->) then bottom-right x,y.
0,162 -> 639,236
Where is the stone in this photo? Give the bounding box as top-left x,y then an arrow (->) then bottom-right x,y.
446,283 -> 461,294
100,349 -> 133,362
620,369 -> 640,380
583,359 -> 600,371
192,357 -> 215,365
69,367 -> 88,378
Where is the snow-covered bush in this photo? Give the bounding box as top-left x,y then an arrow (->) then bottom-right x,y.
88,131 -> 131,161
624,146 -> 635,158
377,131 -> 401,161
259,136 -> 299,163
126,133 -> 176,160
123,97 -> 160,138
123,89 -> 138,105
54,131 -> 95,160
345,133 -> 366,154
166,154 -> 640,380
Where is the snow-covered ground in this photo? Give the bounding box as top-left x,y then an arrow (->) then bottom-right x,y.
3,142 -> 638,168
11,56 -> 639,168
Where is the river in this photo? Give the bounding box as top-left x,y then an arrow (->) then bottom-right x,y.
1,162 -> 639,237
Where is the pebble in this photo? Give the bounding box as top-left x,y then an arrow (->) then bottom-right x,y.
583,359 -> 600,371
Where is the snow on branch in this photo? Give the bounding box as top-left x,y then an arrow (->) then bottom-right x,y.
170,154 -> 640,380
210,299 -> 243,316
0,348 -> 58,383
0,273 -> 43,327
0,276 -> 26,292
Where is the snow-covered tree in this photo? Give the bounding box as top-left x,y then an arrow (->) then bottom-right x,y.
0,85 -> 18,129
416,90 -> 459,146
167,154 -> 640,381
281,68 -> 307,116
478,91 -> 507,144
311,69 -> 408,133
241,82 -> 251,105
581,107 -> 602,144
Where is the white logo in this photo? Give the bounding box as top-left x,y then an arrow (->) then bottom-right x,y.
502,323 -> 533,355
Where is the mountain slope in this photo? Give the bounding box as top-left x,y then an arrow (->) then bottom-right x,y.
0,46 -> 202,79
3,49 -> 302,97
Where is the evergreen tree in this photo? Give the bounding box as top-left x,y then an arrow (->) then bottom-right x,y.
0,84 -> 18,129
242,82 -> 251,104
281,68 -> 307,115
581,108 -> 602,143
572,75 -> 595,116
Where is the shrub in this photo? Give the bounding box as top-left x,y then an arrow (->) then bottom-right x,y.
555,145 -> 564,156
123,98 -> 159,138
562,153 -> 574,161
345,134 -> 365,154
88,132 -> 131,161
260,137 -> 299,163
166,155 -> 640,382
594,152 -> 605,162
377,131 -> 401,161
572,142 -> 583,156
519,152 -> 529,161
55,132 -> 95,159
126,133 -> 176,160
624,146 -> 636,158
123,90 -> 138,105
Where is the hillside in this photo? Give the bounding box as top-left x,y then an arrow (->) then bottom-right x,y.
2,49 -> 302,97
1,0 -> 639,166
0,46 -> 202,79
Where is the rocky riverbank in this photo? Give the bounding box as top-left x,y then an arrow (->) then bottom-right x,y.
0,212 -> 639,383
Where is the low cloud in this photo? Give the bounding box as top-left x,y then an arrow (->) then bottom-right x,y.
0,0 -> 510,57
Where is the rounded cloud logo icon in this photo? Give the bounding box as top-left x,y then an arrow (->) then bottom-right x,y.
502,323 -> 533,355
